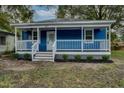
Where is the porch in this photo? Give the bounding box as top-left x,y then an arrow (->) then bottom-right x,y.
15,26 -> 111,61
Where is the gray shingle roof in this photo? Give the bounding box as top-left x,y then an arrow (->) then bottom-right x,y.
33,18 -> 109,23
11,18 -> 115,27
0,29 -> 14,36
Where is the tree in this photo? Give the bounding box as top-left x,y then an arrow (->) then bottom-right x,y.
111,32 -> 118,42
0,5 -> 33,31
57,5 -> 124,28
121,34 -> 124,41
57,5 -> 124,20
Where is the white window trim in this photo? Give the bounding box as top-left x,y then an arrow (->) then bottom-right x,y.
84,28 -> 94,43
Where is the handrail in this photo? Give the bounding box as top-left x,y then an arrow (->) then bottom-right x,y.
57,39 -> 108,41
52,40 -> 56,62
17,40 -> 37,42
32,40 -> 39,61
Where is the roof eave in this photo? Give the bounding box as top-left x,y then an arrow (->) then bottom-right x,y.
11,20 -> 116,27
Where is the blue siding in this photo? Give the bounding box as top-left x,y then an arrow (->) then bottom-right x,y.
57,29 -> 81,49
22,31 -> 32,50
22,31 -> 31,40
94,28 -> 106,39
57,29 -> 81,40
39,31 -> 46,51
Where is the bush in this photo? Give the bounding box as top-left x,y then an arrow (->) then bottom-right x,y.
23,54 -> 31,60
75,55 -> 81,61
86,55 -> 93,61
11,53 -> 19,59
62,54 -> 68,61
111,42 -> 121,50
102,55 -> 110,61
119,79 -> 124,87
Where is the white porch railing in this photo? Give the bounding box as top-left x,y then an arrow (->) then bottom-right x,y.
16,39 -> 109,52
16,40 -> 37,51
56,39 -> 109,52
32,41 -> 39,61
57,40 -> 82,50
83,40 -> 109,51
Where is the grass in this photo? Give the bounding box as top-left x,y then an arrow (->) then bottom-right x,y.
0,65 -> 123,88
112,50 -> 124,60
0,50 -> 124,87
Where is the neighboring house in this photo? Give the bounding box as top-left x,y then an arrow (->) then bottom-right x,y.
11,19 -> 115,62
0,29 -> 15,53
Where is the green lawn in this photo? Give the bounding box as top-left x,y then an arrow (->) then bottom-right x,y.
112,50 -> 124,59
0,50 -> 124,88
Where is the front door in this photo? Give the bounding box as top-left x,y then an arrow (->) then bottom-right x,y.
47,31 -> 55,51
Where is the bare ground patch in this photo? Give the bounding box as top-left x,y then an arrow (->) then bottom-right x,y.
0,59 -> 37,71
0,55 -> 124,87
0,58 -> 117,71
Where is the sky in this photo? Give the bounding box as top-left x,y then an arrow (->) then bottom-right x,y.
32,6 -> 57,22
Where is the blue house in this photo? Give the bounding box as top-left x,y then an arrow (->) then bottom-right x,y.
11,19 -> 115,61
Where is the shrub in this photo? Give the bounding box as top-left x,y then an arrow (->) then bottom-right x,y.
75,55 -> 81,61
102,55 -> 110,61
111,42 -> 121,50
11,53 -> 19,59
86,55 -> 93,61
119,79 -> 124,87
24,54 -> 31,60
62,54 -> 68,61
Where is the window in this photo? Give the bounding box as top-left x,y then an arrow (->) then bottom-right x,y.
84,29 -> 94,40
33,31 -> 37,40
0,36 -> 6,45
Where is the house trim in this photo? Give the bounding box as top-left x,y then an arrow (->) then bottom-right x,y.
11,20 -> 115,27
14,24 -> 111,29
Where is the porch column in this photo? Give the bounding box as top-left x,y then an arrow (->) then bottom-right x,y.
37,27 -> 40,51
106,27 -> 108,52
15,27 -> 17,52
55,27 -> 57,51
109,26 -> 111,52
81,26 -> 83,52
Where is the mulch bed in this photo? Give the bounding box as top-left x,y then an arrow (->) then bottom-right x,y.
55,59 -> 113,63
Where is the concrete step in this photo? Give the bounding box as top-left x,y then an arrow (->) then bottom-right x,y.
34,56 -> 53,59
33,52 -> 54,62
36,52 -> 53,54
35,54 -> 53,57
33,58 -> 54,62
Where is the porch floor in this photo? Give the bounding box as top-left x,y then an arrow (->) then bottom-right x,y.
17,50 -> 109,52
17,50 -> 110,55
56,50 -> 109,52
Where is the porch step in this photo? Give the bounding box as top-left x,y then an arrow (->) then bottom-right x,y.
33,52 -> 54,62
35,53 -> 53,57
